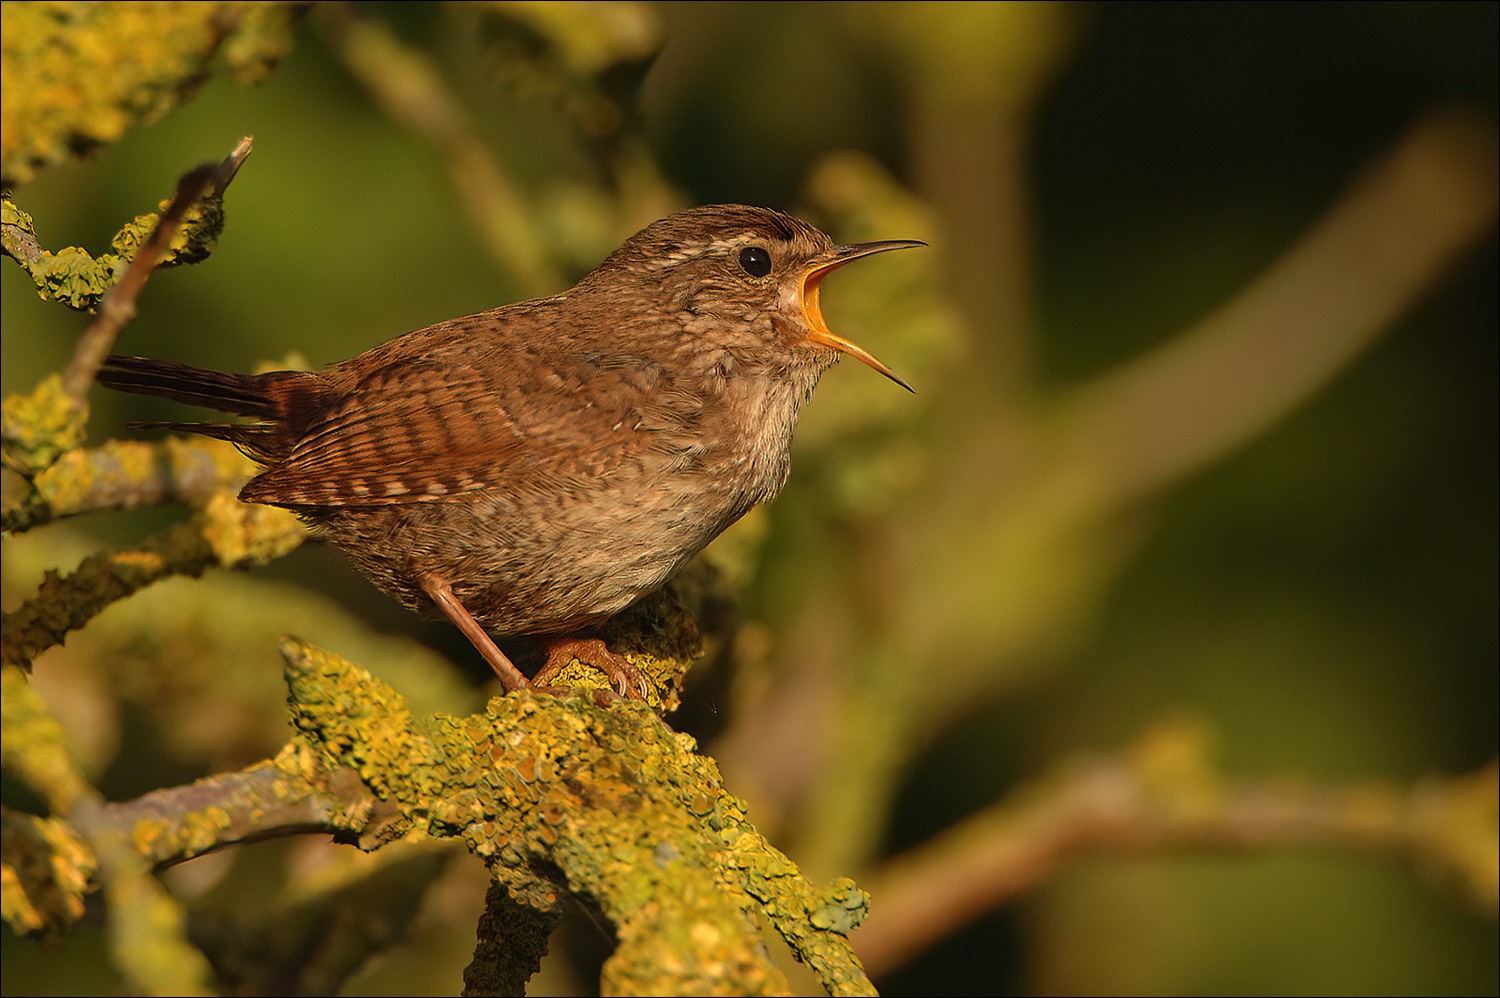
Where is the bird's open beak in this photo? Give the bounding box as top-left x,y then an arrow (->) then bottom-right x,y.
800,239 -> 925,393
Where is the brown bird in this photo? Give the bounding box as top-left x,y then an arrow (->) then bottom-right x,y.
99,204 -> 921,700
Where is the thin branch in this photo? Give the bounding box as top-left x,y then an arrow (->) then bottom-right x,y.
1,496 -> 305,669
4,437 -> 257,533
60,136 -> 253,406
77,757 -> 341,869
854,721 -> 1500,977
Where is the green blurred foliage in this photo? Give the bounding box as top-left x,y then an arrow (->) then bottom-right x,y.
3,2 -> 1495,996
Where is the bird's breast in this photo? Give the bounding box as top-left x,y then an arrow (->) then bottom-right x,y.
635,359 -> 805,518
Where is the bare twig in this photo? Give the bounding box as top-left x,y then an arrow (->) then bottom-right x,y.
59,137 -> 254,406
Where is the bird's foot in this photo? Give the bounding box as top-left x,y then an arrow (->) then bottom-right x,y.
534,636 -> 652,703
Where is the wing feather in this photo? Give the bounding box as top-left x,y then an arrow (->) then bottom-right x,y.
241,347 -> 666,508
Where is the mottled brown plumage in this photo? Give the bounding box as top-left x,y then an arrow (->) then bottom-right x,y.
98,204 -> 921,699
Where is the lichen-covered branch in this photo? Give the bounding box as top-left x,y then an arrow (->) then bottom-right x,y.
1,664 -> 99,936
0,807 -> 95,937
0,1 -> 298,186
1,376 -> 89,487
0,661 -> 100,812
280,636 -> 876,997
4,730 -> 447,996
2,136 -> 254,489
82,752 -> 336,868
61,137 -> 252,401
1,494 -> 306,669
82,802 -> 217,998
2,659 -> 215,996
2,436 -> 258,533
463,881 -> 564,998
1,161 -> 234,315
854,719 -> 1500,977
8,634 -> 874,994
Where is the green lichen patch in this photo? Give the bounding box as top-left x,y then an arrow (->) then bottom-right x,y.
3,189 -> 233,313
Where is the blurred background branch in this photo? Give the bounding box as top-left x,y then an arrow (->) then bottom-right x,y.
855,719 -> 1498,977
316,3 -> 564,295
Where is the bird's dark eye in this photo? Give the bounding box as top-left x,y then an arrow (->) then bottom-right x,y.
738,245 -> 772,277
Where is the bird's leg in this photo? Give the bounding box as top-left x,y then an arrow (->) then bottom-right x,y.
422,577 -> 533,693
534,635 -> 651,702
423,579 -> 648,704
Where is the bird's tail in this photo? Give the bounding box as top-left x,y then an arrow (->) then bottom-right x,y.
97,355 -> 284,415
97,355 -> 322,464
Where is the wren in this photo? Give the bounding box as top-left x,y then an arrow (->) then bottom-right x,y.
98,205 -> 922,700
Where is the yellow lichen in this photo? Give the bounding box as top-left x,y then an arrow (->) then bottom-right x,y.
1,374 -> 86,474
0,810 -> 96,937
279,637 -> 875,995
0,1 -> 300,186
